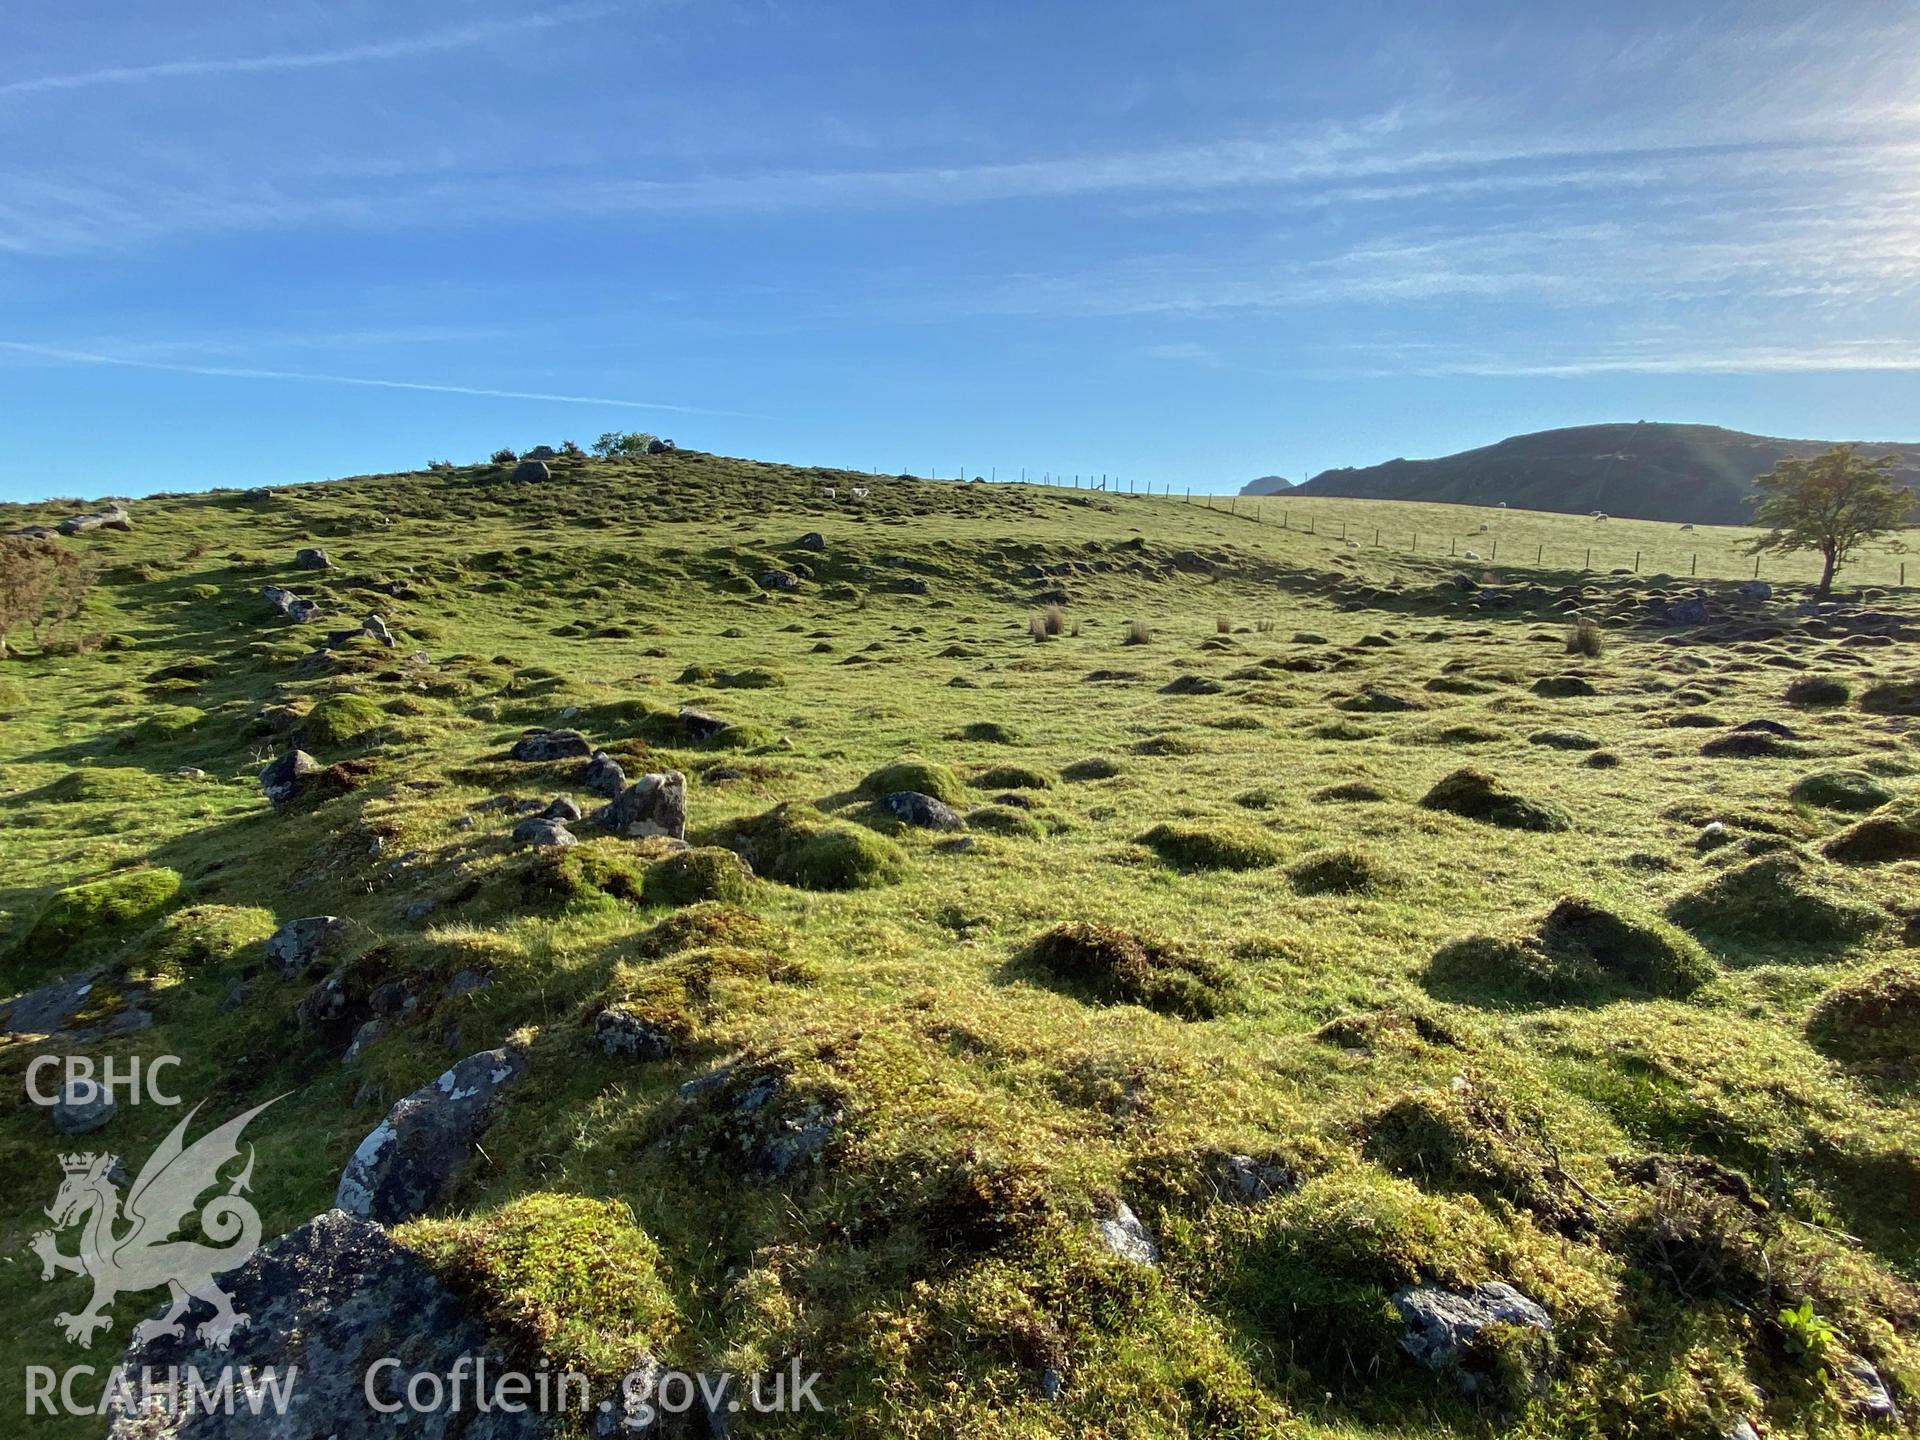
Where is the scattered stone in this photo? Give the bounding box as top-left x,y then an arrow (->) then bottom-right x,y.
583,750 -> 627,798
512,816 -> 576,848
1,970 -> 152,1039
1840,1356 -> 1898,1421
758,569 -> 800,591
511,458 -> 551,483
1667,596 -> 1710,625
795,531 -> 826,551
362,613 -> 395,647
1392,1282 -> 1553,1392
1216,1153 -> 1294,1203
259,749 -> 319,805
509,727 -> 591,762
598,770 -> 688,839
1737,580 -> 1772,600
881,790 -> 965,830
1095,1201 -> 1159,1265
265,915 -> 348,980
542,794 -> 584,822
596,1008 -> 674,1060
51,1079 -> 115,1135
293,546 -> 331,570
336,1046 -> 528,1223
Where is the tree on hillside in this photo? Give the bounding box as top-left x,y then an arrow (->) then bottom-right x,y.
1746,445 -> 1913,597
591,431 -> 657,459
0,536 -> 94,658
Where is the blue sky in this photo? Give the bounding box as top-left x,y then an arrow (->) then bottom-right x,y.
4,0 -> 1918,501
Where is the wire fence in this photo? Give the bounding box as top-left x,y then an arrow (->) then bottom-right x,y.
873,465 -> 1915,591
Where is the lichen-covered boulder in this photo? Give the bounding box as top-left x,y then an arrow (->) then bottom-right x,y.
597,771 -> 688,839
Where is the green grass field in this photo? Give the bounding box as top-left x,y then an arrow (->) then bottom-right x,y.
2,449 -> 1917,1438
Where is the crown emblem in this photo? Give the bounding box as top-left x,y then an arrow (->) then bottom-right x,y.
60,1152 -> 107,1175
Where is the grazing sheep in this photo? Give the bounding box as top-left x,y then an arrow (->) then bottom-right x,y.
1477,523 -> 1490,533
1497,502 -> 1509,509
1464,549 -> 1480,560
1680,523 -> 1695,532
1594,512 -> 1609,522
850,486 -> 869,499
821,487 -> 837,498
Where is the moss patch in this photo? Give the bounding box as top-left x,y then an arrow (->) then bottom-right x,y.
1427,896 -> 1715,1004
859,758 -> 967,806
1806,962 -> 1920,1076
1666,854 -> 1884,948
642,846 -> 755,906
1789,770 -> 1896,813
1019,921 -> 1241,1019
299,691 -> 386,749
1134,821 -> 1283,871
1288,847 -> 1393,895
732,802 -> 907,890
20,867 -> 183,960
1419,767 -> 1571,832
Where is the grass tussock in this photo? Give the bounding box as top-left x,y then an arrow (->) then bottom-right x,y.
1134,821 -> 1284,871
1020,921 -> 1241,1019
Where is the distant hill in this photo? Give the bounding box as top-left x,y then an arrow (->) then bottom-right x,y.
1239,474 -> 1295,496
1292,423 -> 1920,525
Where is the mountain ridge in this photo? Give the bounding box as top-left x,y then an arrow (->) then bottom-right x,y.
1288,422 -> 1920,524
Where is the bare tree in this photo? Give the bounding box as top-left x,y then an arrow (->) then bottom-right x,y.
0,536 -> 94,657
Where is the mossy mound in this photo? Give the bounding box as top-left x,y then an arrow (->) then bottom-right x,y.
1021,921 -> 1241,1019
642,846 -> 755,906
298,691 -> 386,749
1528,728 -> 1603,751
1134,821 -> 1283,870
1226,1168 -> 1577,1395
1061,756 -> 1121,781
1859,679 -> 1920,715
973,763 -> 1053,790
702,722 -> 778,751
21,867 -> 184,959
135,705 -> 207,743
1666,853 -> 1883,946
518,843 -> 646,908
631,902 -> 778,958
1313,780 -> 1389,803
733,802 -> 907,890
1784,675 -> 1851,707
1821,801 -> 1920,865
859,758 -> 967,806
142,904 -> 277,980
1789,770 -> 1896,813
1427,897 -> 1714,1003
965,805 -> 1046,839
398,1193 -> 677,1384
952,720 -> 1019,744
1358,1084 -> 1591,1236
1419,767 -> 1570,832
1288,847 -> 1393,895
1806,963 -> 1920,1075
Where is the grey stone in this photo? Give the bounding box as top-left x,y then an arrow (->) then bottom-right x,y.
583,750 -> 627,799
1217,1153 -> 1294,1203
510,728 -> 592,762
510,459 -> 551,483
595,1008 -> 673,1060
335,1047 -> 529,1223
1668,597 -> 1711,625
1095,1201 -> 1159,1266
1392,1281 -> 1553,1389
2,970 -> 152,1039
293,547 -> 331,570
758,569 -> 800,591
796,532 -> 826,552
265,915 -> 348,980
1842,1356 -> 1898,1420
106,1208 -> 547,1439
512,817 -> 577,848
58,504 -> 132,535
542,794 -> 584,822
597,771 -> 688,839
363,613 -> 395,647
1738,581 -> 1772,601
445,968 -> 491,999
260,749 -> 319,805
881,791 -> 963,830
51,1079 -> 115,1135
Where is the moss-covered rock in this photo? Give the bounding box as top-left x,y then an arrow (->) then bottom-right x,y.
517,842 -> 647,908
22,868 -> 183,957
397,1193 -> 677,1384
1134,821 -> 1283,870
1021,921 -> 1241,1019
974,763 -> 1053,791
642,846 -> 755,906
142,903 -> 277,979
859,757 -> 966,806
733,802 -> 907,890
1419,767 -> 1570,832
631,902 -> 778,958
299,691 -> 386,749
965,804 -> 1046,839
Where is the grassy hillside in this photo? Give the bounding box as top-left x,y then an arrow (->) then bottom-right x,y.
1297,422 -> 1920,525
3,447 -> 1918,1438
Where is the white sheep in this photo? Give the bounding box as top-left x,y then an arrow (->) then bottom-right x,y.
1680,523 -> 1695,532
1497,502 -> 1508,508
821,487 -> 837,499
1594,512 -> 1609,522
850,486 -> 869,499
1464,549 -> 1480,560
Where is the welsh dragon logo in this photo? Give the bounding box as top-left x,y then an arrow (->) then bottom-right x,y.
31,1098 -> 278,1349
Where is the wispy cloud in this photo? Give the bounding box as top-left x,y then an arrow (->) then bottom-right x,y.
0,4 -> 611,100
0,340 -> 750,416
